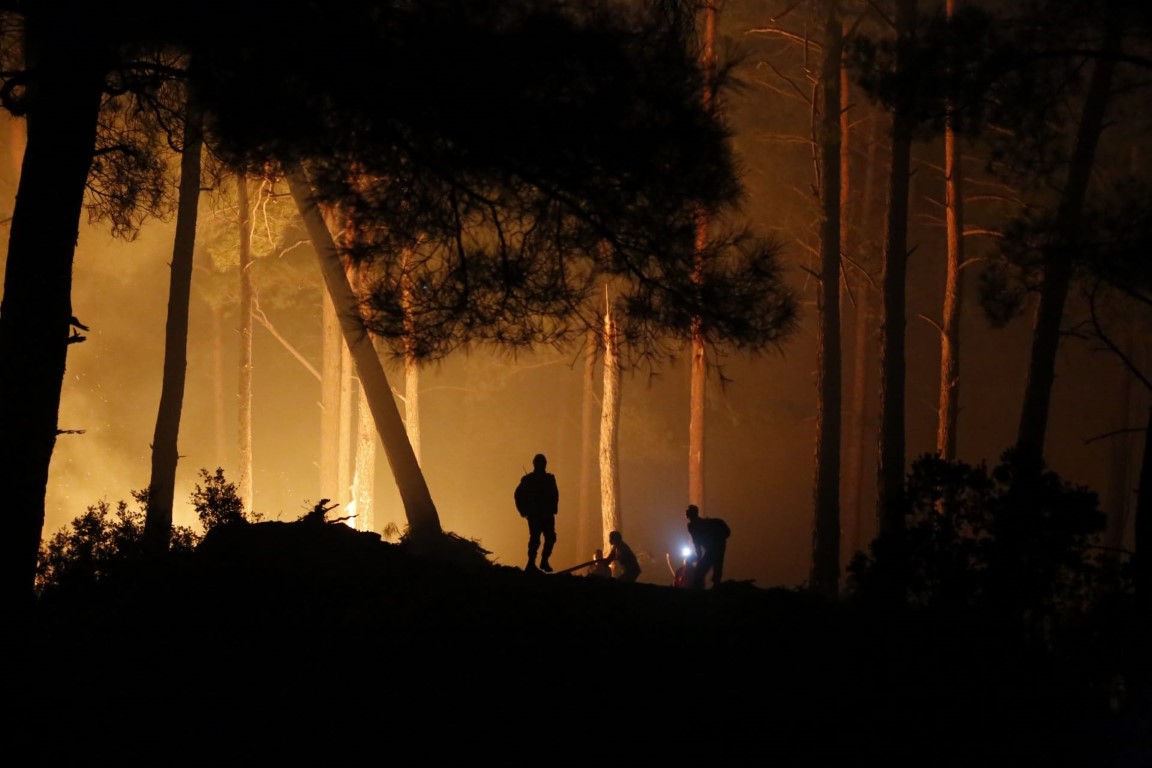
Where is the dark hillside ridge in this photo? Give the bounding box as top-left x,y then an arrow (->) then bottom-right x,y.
15,520 -> 1147,766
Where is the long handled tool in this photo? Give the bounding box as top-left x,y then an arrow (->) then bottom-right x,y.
551,559 -> 600,575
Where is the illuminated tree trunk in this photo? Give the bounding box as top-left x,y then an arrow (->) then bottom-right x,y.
402,253 -> 422,465
237,175 -> 254,513
351,383 -> 376,531
349,261 -> 385,531
810,0 -> 842,600
211,307 -> 226,465
320,291 -> 342,502
143,96 -> 203,555
1015,23 -> 1119,473
286,166 -> 442,539
578,327 -> 599,558
404,360 -> 421,465
688,0 -> 716,511
338,343 -> 353,507
936,0 -> 964,462
0,46 -> 104,609
599,305 -> 621,550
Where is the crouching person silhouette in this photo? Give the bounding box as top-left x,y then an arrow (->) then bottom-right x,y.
515,453 -> 559,572
602,530 -> 641,583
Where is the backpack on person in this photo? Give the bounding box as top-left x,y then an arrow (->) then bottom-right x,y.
716,518 -> 731,539
702,517 -> 730,542
514,471 -> 557,518
514,475 -> 530,518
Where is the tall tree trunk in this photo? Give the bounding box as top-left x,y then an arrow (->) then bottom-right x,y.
688,0 -> 716,511
286,166 -> 442,539
876,0 -> 918,548
338,343 -> 353,507
811,0 -> 843,600
143,96 -> 203,555
0,43 -> 105,608
320,290 -> 342,502
404,359 -> 420,464
600,304 -> 622,550
351,263 -> 384,531
1015,23 -> 1120,472
211,306 -> 226,465
578,327 -> 599,558
352,383 -> 376,531
1106,320 -> 1136,557
844,114 -> 881,560
236,175 -> 254,513
402,252 -> 422,465
1135,406 -> 1151,614
936,0 -> 965,462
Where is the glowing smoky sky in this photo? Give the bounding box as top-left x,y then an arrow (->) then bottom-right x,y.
2,79 -> 1139,592
43,204 -> 823,587
38,203 -> 1139,589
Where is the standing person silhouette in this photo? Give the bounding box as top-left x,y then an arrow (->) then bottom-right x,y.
515,453 -> 559,572
685,504 -> 730,589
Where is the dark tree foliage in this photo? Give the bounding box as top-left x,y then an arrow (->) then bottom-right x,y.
190,467 -> 261,531
0,18 -> 194,237
978,177 -> 1152,328
848,452 -> 1111,619
34,489 -> 199,597
1076,180 -> 1152,293
193,0 -> 797,365
81,54 -> 186,238
35,469 -> 259,597
846,4 -> 1016,141
847,1 -> 1150,179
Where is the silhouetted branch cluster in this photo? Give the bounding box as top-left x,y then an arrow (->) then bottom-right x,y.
192,0 -> 797,367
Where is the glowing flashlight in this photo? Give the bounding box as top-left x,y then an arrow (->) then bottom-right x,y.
681,545 -> 693,560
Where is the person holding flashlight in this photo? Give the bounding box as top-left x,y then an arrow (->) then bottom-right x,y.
666,547 -> 696,588
685,504 -> 730,589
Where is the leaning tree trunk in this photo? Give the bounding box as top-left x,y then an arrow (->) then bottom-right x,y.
0,48 -> 105,609
688,0 -> 717,511
143,96 -> 203,556
237,175 -> 254,513
600,303 -> 622,550
286,166 -> 442,540
810,0 -> 843,600
1015,23 -> 1119,473
936,0 -> 965,463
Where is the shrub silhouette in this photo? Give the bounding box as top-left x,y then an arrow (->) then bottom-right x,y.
36,468 -> 255,596
848,450 -> 1112,621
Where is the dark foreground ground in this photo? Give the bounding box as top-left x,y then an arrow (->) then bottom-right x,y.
10,520 -> 1151,766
